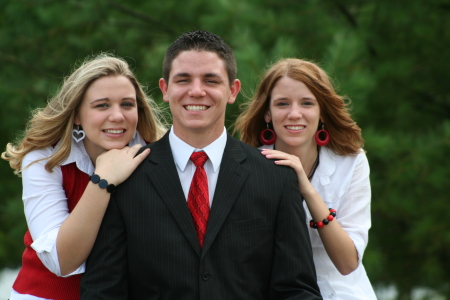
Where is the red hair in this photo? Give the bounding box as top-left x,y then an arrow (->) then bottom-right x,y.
235,58 -> 363,155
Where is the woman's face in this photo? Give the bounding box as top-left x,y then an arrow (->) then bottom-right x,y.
265,76 -> 321,152
75,75 -> 138,162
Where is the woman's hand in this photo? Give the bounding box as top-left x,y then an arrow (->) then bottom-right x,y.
261,149 -> 313,195
94,144 -> 150,186
261,148 -> 359,275
58,144 -> 150,275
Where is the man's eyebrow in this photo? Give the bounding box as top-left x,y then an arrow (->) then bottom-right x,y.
203,73 -> 224,80
172,72 -> 190,79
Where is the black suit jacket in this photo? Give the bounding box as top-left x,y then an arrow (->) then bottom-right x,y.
81,132 -> 322,300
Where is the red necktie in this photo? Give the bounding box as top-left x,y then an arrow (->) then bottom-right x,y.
188,151 -> 210,248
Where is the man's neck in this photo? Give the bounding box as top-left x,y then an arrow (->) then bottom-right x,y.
172,127 -> 225,149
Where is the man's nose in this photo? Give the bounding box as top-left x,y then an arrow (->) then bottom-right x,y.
188,79 -> 206,97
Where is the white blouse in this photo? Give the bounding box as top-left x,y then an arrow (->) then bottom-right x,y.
260,145 -> 377,300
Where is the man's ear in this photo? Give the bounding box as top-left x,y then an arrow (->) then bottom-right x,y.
159,78 -> 169,103
227,79 -> 241,104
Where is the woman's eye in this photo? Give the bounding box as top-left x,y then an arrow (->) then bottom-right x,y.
303,101 -> 314,106
276,102 -> 289,107
122,102 -> 135,107
95,103 -> 109,108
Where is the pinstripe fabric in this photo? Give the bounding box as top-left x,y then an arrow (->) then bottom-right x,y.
81,131 -> 322,300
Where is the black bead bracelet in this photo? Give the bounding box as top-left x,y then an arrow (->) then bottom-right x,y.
90,174 -> 116,193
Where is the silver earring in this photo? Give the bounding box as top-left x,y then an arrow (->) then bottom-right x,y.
72,125 -> 85,143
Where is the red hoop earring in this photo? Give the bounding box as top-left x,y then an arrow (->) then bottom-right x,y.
315,124 -> 330,146
260,124 -> 277,145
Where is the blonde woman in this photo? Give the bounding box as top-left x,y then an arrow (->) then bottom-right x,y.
235,58 -> 376,299
2,54 -> 166,300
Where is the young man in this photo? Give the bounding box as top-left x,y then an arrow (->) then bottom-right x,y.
81,30 -> 322,300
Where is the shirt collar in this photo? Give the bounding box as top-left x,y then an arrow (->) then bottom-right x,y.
258,144 -> 274,151
316,146 -> 335,186
169,125 -> 227,172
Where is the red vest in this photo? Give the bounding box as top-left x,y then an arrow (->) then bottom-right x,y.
13,162 -> 89,300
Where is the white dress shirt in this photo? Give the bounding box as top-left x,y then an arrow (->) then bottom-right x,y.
259,144 -> 377,300
11,134 -> 145,300
168,126 -> 227,203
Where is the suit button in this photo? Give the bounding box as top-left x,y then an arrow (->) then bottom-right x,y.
201,272 -> 211,281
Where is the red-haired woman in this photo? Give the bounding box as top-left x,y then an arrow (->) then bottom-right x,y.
235,58 -> 376,300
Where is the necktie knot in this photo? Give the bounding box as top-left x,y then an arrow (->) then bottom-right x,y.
190,151 -> 208,167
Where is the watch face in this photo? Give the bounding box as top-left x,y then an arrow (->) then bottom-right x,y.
90,174 -> 101,184
98,179 -> 108,189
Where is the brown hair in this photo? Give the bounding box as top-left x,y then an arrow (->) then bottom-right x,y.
234,58 -> 363,155
162,30 -> 237,86
2,53 -> 166,175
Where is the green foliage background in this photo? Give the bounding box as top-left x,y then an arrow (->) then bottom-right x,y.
1,0 -> 449,298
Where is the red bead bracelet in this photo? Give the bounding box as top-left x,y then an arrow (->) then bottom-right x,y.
310,208 -> 337,229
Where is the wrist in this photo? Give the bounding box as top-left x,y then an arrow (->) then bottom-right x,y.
301,186 -> 318,199
310,208 -> 337,229
90,174 -> 116,193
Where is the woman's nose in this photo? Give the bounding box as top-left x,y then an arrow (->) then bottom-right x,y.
288,105 -> 302,119
108,106 -> 125,122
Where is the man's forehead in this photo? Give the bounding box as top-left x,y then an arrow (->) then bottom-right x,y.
169,50 -> 227,78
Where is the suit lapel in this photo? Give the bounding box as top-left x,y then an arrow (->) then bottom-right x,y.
201,135 -> 249,258
145,132 -> 201,256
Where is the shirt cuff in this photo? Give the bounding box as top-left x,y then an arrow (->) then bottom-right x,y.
349,233 -> 367,268
31,227 -> 85,277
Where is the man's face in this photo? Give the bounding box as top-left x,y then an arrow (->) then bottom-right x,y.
159,50 -> 240,143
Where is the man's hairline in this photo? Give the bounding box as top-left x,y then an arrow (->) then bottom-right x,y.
165,49 -> 233,85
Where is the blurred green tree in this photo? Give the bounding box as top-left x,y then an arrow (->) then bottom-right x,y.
1,0 -> 448,298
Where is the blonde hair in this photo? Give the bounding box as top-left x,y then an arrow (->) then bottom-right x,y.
234,58 -> 363,155
2,53 -> 166,175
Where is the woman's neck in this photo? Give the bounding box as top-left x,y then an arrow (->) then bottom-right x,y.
82,142 -> 103,168
275,141 -> 319,177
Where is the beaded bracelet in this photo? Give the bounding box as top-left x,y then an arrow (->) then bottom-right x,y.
90,174 -> 116,193
309,208 -> 337,229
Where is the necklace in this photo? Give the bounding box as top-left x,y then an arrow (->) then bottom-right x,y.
307,152 -> 320,181
274,144 -> 320,181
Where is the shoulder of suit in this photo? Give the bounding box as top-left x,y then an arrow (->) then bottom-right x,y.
228,137 -> 262,157
230,138 -> 293,173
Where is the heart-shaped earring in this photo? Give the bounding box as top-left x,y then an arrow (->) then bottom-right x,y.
72,126 -> 86,143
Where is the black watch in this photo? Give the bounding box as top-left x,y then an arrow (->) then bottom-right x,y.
90,174 -> 116,193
